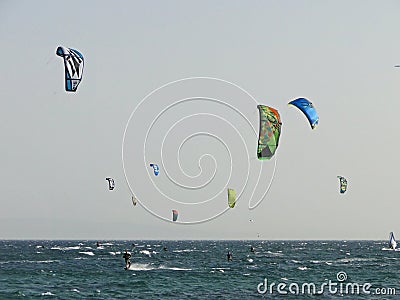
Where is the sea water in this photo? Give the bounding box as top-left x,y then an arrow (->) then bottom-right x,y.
0,240 -> 399,299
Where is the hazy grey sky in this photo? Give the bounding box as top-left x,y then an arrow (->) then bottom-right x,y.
1,0 -> 400,240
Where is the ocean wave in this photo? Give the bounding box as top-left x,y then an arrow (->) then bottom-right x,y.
140,250 -> 157,257
35,260 -> 59,263
0,259 -> 59,264
209,267 -> 233,273
173,249 -> 195,253
336,257 -> 376,263
291,260 -> 301,264
79,251 -> 95,256
51,246 -> 80,251
382,247 -> 400,251
160,266 -> 192,271
310,260 -> 322,264
127,263 -> 188,271
127,263 -> 155,271
266,251 -> 283,256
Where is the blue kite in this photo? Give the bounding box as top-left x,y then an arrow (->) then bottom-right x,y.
56,46 -> 84,92
288,98 -> 319,129
150,163 -> 159,176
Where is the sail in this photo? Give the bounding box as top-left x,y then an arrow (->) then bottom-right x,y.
390,232 -> 397,250
227,188 -> 236,208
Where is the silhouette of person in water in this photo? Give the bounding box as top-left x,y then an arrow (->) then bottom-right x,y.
227,251 -> 233,261
123,249 -> 131,269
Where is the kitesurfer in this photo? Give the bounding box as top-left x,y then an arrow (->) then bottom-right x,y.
250,246 -> 255,253
227,251 -> 233,261
163,246 -> 168,251
123,249 -> 132,269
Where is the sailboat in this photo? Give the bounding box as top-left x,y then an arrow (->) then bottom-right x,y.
389,232 -> 397,250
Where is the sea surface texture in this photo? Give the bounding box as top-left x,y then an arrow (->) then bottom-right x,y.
0,240 -> 398,299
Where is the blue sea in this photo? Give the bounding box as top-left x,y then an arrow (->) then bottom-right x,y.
0,240 -> 399,299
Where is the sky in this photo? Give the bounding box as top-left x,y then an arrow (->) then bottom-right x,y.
1,0 -> 400,240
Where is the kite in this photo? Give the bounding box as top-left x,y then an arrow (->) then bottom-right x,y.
228,188 -> 236,208
257,105 -> 282,160
288,98 -> 318,129
150,163 -> 159,176
172,210 -> 178,222
106,177 -> 115,190
56,46 -> 84,92
337,176 -> 347,194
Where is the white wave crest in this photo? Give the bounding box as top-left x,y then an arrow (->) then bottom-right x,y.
79,251 -> 95,256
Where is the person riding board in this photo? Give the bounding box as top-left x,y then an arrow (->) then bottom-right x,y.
123,249 -> 132,269
227,251 -> 233,261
